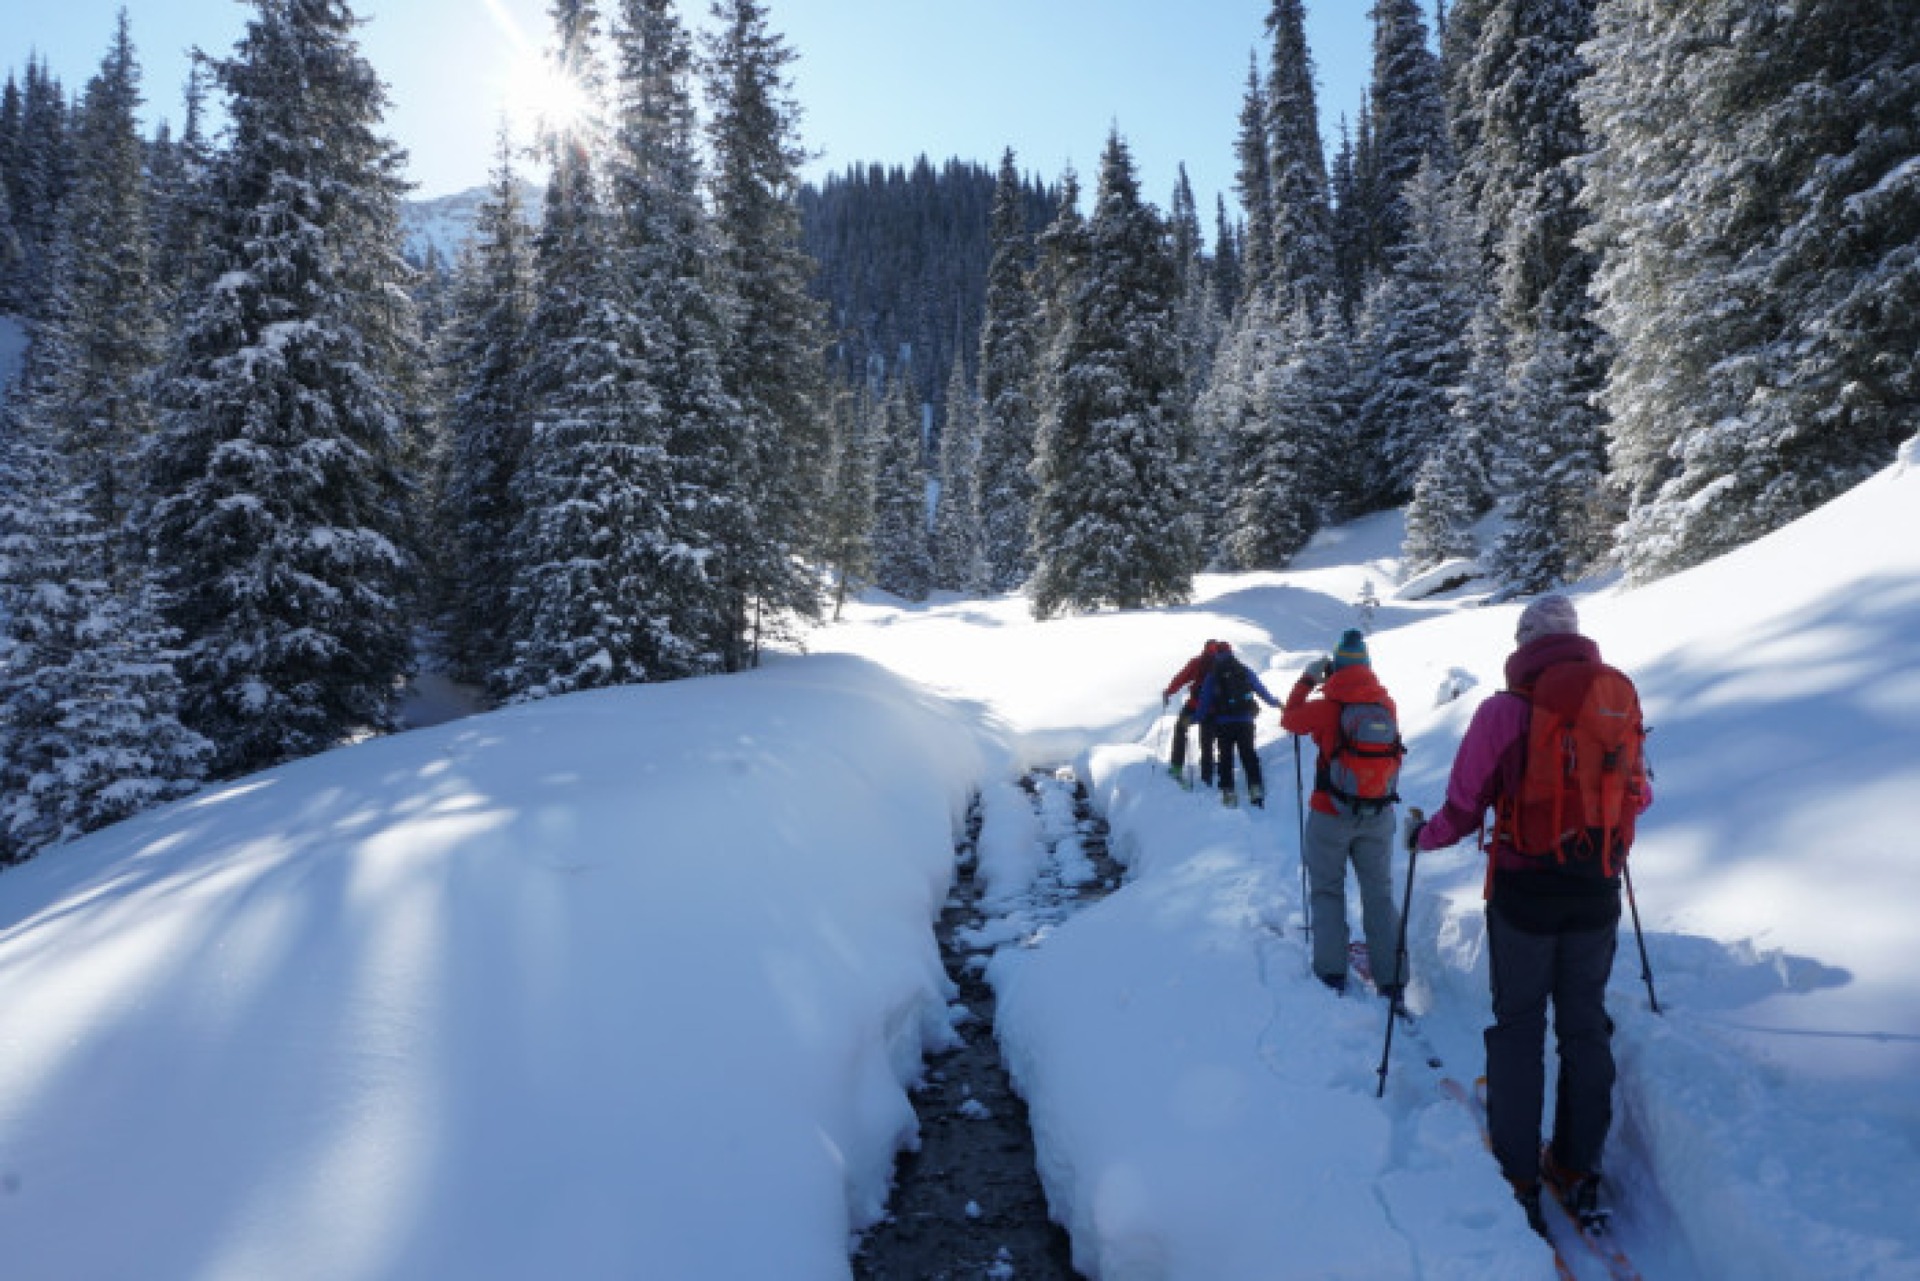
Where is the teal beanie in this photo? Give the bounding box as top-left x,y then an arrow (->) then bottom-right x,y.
1332,628 -> 1370,670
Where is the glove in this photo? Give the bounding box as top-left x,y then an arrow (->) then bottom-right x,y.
1302,656 -> 1332,685
1403,807 -> 1426,854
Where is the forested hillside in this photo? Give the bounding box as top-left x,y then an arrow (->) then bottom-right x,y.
799,157 -> 1056,418
1,0 -> 1914,867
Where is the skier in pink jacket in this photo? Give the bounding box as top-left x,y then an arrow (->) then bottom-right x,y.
1412,593 -> 1653,1238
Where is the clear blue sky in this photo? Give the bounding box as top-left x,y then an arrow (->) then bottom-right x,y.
8,1 -> 1431,216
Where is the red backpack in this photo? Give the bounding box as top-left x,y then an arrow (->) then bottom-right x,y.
1494,660 -> 1648,875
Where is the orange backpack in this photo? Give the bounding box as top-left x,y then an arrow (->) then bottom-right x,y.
1494,661 -> 1647,875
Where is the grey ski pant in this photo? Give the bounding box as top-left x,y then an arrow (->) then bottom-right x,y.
1303,805 -> 1400,986
1484,905 -> 1618,1185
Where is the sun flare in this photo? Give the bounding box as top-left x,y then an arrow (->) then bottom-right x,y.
503,54 -> 595,140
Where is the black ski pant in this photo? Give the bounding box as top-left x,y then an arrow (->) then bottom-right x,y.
1484,904 -> 1618,1187
1214,720 -> 1263,798
1170,707 -> 1217,784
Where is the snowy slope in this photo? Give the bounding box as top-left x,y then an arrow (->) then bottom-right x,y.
1,458 -> 1917,1279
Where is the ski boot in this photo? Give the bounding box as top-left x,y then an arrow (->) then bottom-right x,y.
1541,1147 -> 1607,1231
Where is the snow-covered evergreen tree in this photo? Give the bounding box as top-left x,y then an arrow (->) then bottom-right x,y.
974,149 -> 1041,594
1456,0 -> 1597,343
870,364 -> 933,602
2,340 -> 207,863
146,59 -> 215,310
1582,0 -> 1920,580
1363,0 -> 1447,276
1210,194 -> 1243,326
1231,55 -> 1275,306
0,60 -> 69,313
143,0 -> 421,777
1167,164 -> 1224,422
1489,320 -> 1609,591
704,0 -> 832,666
1028,132 -> 1196,617
1226,300 -> 1330,568
610,0 -> 736,677
503,0 -> 684,699
1404,300 -> 1502,573
1352,161 -> 1478,506
437,130 -> 535,689
35,13 -> 160,575
1194,294 -> 1274,569
0,464 -> 209,862
1326,114 -> 1370,318
819,380 -> 876,619
930,349 -> 981,593
1264,0 -> 1335,305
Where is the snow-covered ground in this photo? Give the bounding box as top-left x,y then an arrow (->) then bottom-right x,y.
2,454 -> 1917,1279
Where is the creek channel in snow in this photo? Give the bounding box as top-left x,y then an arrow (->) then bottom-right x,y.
852,769 -> 1121,1281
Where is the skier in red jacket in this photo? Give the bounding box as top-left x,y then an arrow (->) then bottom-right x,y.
1282,628 -> 1405,997
1161,640 -> 1223,789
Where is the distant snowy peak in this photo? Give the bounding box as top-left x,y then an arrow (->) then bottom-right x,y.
400,180 -> 542,268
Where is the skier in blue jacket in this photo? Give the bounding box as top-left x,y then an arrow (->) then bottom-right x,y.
1196,642 -> 1280,808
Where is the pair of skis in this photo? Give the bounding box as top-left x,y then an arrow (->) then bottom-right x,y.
1435,1075 -> 1644,1281
1345,944 -> 1642,1279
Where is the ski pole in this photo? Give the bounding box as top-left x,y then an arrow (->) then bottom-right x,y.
1156,695 -> 1171,764
1376,806 -> 1424,1099
1292,734 -> 1310,967
1623,861 -> 1662,1015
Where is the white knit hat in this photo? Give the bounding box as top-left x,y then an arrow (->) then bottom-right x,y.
1515,593 -> 1580,645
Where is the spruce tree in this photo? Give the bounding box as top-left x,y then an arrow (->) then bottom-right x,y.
148,59 -> 215,309
1231,56 -> 1275,306
2,335 -> 207,862
37,12 -> 160,574
610,0 -> 736,677
438,129 -> 535,688
1227,301 -> 1329,568
1210,194 -> 1243,322
1489,321 -> 1608,590
0,473 -> 208,862
704,0 -> 832,666
504,0 -> 683,699
1195,293 -> 1278,569
930,349 -> 981,593
1583,0 -> 1920,579
1459,0 -> 1599,345
1028,132 -> 1195,617
974,149 -> 1041,594
1264,0 -> 1335,305
1327,115 -> 1370,318
870,363 -> 933,601
1,60 -> 69,313
1167,164 -> 1224,417
143,0 -> 421,777
1403,299 -> 1502,573
819,380 -> 876,619
1352,161 -> 1478,506
1364,0 -> 1447,275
